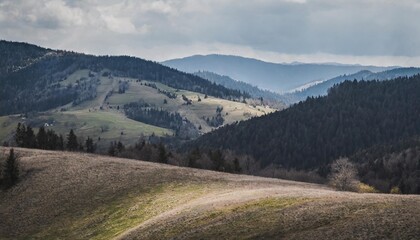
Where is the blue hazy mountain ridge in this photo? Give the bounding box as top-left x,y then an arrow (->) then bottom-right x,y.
284,67 -> 420,104
162,54 -> 393,93
193,70 -> 286,102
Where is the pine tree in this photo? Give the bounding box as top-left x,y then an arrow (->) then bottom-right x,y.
58,135 -> 64,150
233,158 -> 242,173
4,148 -> 19,187
210,150 -> 225,171
85,137 -> 95,153
187,147 -> 200,168
66,129 -> 78,151
117,141 -> 125,153
46,129 -> 59,150
158,143 -> 168,164
15,123 -> 25,147
108,142 -> 116,156
36,126 -> 48,149
24,126 -> 37,148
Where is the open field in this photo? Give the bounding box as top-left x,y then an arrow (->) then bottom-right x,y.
106,80 -> 275,132
0,111 -> 172,150
0,148 -> 419,239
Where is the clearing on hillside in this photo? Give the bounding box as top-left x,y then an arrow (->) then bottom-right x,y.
0,148 -> 419,240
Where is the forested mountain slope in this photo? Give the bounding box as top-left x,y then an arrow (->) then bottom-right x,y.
0,41 -> 247,116
187,75 -> 420,178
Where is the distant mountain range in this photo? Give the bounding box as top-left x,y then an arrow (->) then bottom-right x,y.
193,71 -> 286,107
284,67 -> 420,104
162,54 -> 394,93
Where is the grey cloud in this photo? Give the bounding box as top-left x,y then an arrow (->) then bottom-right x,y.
0,0 -> 419,64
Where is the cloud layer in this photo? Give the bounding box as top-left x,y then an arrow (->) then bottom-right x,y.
1,0 -> 419,66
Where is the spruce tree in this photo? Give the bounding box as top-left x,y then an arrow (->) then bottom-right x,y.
158,143 -> 168,164
233,158 -> 242,173
4,148 -> 19,187
117,141 -> 125,153
15,123 -> 25,147
108,142 -> 116,156
85,137 -> 95,153
58,135 -> 64,150
24,126 -> 37,148
66,129 -> 78,151
36,126 -> 48,149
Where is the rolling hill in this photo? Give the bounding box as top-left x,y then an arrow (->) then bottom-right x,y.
284,67 -> 420,104
0,41 -> 276,148
162,54 -> 393,93
0,148 -> 419,239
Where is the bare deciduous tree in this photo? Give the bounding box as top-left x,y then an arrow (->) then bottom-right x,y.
329,157 -> 359,191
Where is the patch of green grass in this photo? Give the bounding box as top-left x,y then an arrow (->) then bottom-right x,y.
0,115 -> 19,142
147,197 -> 309,240
52,110 -> 172,143
59,69 -> 90,86
0,110 -> 172,149
106,79 -> 276,133
32,182 -> 224,240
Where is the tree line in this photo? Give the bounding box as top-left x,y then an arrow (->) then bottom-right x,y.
15,123 -> 96,153
124,102 -> 185,131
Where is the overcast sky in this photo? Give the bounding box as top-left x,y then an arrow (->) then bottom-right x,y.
1,0 -> 420,66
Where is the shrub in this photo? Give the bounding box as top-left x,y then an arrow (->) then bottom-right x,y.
390,186 -> 401,194
358,182 -> 379,193
329,157 -> 359,191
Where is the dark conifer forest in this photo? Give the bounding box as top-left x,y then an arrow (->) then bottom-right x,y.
124,101 -> 185,131
186,75 -> 420,193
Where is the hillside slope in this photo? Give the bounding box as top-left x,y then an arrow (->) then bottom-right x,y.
0,41 -> 275,147
162,54 -> 392,92
185,75 -> 420,191
0,41 -> 246,116
0,148 -> 419,239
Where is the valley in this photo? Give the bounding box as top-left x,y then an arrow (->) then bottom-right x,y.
2,1 -> 420,239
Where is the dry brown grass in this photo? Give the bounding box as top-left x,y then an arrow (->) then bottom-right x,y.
0,147 -> 419,240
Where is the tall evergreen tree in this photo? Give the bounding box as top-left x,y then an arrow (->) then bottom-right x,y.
85,137 -> 95,153
36,126 -> 48,149
108,142 -> 116,156
58,134 -> 64,150
117,141 -> 125,153
3,148 -> 19,187
24,126 -> 37,148
14,123 -> 25,147
46,129 -> 59,150
158,143 -> 168,164
66,129 -> 78,151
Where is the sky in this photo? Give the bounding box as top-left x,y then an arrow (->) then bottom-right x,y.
1,0 -> 420,66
